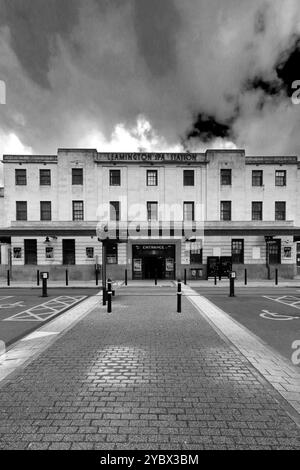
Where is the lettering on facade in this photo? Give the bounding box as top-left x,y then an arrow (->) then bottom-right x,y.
100,153 -> 198,163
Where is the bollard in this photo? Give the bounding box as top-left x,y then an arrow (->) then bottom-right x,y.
42,277 -> 48,297
107,279 -> 112,313
125,269 -> 128,286
65,269 -> 69,286
95,269 -> 98,286
7,270 -> 10,287
275,268 -> 278,286
102,286 -> 106,306
244,269 -> 247,286
37,270 -> 40,286
229,276 -> 235,297
154,269 -> 157,286
184,269 -> 187,285
177,279 -> 182,313
214,274 -> 217,286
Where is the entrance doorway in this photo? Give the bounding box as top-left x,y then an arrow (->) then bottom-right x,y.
207,256 -> 232,279
24,239 -> 37,265
132,244 -> 175,280
144,256 -> 164,279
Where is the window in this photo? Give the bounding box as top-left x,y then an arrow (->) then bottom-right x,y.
183,170 -> 194,186
147,201 -> 158,221
40,169 -> 51,186
72,168 -> 83,185
268,239 -> 281,264
15,169 -> 27,185
147,170 -> 158,186
275,201 -> 286,220
13,247 -> 22,259
106,243 -> 118,264
220,169 -> 232,186
231,239 -> 244,264
110,169 -> 121,186
220,201 -> 231,221
110,201 -> 120,221
72,200 -> 84,221
86,247 -> 94,259
190,242 -> 202,264
183,202 -> 195,221
45,246 -> 54,259
252,201 -> 263,220
40,201 -> 52,221
275,170 -> 286,186
252,170 -> 263,186
16,201 -> 27,221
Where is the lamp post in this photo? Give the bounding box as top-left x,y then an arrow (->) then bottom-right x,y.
265,236 -> 273,280
102,240 -> 107,305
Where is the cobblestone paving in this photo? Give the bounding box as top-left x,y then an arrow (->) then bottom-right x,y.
0,289 -> 299,450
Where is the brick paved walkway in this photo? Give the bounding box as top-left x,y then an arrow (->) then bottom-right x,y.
0,288 -> 299,450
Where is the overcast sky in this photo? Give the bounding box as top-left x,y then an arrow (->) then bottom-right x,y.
0,0 -> 300,182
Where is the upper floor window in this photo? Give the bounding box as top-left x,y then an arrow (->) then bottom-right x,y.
110,169 -> 121,186
147,201 -> 158,221
183,170 -> 194,186
40,169 -> 51,186
252,170 -> 263,186
40,201 -> 52,221
183,202 -> 195,221
147,170 -> 158,186
220,169 -> 232,186
231,239 -> 244,264
275,201 -> 286,221
220,201 -> 231,221
252,201 -> 263,221
110,201 -> 120,221
275,170 -> 286,186
15,169 -> 27,186
72,168 -> 83,185
72,200 -> 84,221
16,201 -> 27,221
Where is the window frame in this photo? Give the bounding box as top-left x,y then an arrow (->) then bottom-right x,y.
72,168 -> 83,185
39,169 -> 51,186
40,201 -> 52,221
275,170 -> 286,187
147,201 -> 158,221
109,169 -> 121,186
183,170 -> 194,186
231,239 -> 244,264
252,170 -> 263,187
106,243 -> 118,264
72,200 -> 84,221
146,170 -> 158,186
15,169 -> 27,186
275,201 -> 286,221
251,201 -> 263,221
220,201 -> 231,221
183,201 -> 195,221
109,201 -> 120,221
16,201 -> 27,221
220,169 -> 232,186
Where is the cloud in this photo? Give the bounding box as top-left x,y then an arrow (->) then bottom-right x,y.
0,0 -> 299,162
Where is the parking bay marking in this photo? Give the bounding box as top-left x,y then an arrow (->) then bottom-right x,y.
263,294 -> 300,310
260,309 -> 300,321
2,295 -> 86,322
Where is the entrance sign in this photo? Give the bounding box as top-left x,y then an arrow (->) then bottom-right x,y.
133,259 -> 142,272
166,258 -> 174,272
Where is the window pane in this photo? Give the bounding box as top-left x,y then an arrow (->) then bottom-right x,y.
147,202 -> 158,221
183,202 -> 194,221
231,239 -> 244,264
72,201 -> 84,220
275,170 -> 286,186
275,201 -> 286,220
40,201 -> 51,221
16,201 -> 27,221
147,170 -> 157,186
252,201 -> 262,220
110,201 -> 120,221
220,169 -> 232,185
220,201 -> 231,221
40,169 -> 51,185
15,169 -> 27,185
106,243 -> 118,264
72,168 -> 83,185
183,170 -> 194,186
110,170 -> 121,186
252,170 -> 263,186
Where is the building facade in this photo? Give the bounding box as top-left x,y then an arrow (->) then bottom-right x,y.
0,148 -> 300,281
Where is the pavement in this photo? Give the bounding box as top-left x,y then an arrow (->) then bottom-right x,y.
0,285 -> 299,450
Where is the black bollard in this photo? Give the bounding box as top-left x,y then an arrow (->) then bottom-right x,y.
125,269 -> 128,286
244,269 -> 247,286
229,273 -> 235,297
177,279 -> 182,313
37,270 -> 40,286
184,269 -> 187,285
107,279 -> 112,313
42,277 -> 48,297
96,269 -> 98,286
65,269 -> 69,286
7,270 -> 10,287
214,274 -> 217,286
155,269 -> 157,286
275,268 -> 278,286
102,286 -> 106,306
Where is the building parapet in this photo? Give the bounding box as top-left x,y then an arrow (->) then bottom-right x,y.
2,155 -> 57,164
245,156 -> 298,165
94,152 -> 207,164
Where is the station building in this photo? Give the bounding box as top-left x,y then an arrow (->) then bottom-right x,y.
0,148 -> 300,281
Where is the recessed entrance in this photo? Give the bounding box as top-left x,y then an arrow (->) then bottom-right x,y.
132,244 -> 175,280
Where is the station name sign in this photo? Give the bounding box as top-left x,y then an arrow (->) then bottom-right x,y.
95,153 -> 203,163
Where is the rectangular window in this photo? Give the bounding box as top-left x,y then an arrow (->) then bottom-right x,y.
72,200 -> 84,221
275,201 -> 286,220
24,239 -> 37,265
268,239 -> 281,264
62,239 -> 75,265
147,170 -> 158,186
110,169 -> 121,186
183,170 -> 194,186
190,242 -> 202,264
15,169 -> 27,185
147,201 -> 158,221
220,169 -> 232,186
45,246 -> 54,259
106,243 -> 118,264
275,170 -> 286,186
72,168 -> 83,185
40,169 -> 51,186
231,239 -> 244,264
110,201 -> 120,221
220,201 -> 231,221
86,247 -> 94,259
13,247 -> 22,259
252,201 -> 263,220
252,170 -> 263,186
183,202 -> 195,221
16,201 -> 27,221
40,201 -> 52,221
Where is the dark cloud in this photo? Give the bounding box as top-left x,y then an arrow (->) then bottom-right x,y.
276,37 -> 300,96
186,114 -> 233,143
245,77 -> 282,96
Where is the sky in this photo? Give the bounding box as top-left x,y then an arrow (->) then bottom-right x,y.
0,0 -> 300,183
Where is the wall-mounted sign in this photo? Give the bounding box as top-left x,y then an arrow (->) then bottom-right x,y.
166,258 -> 174,272
13,247 -> 22,259
283,246 -> 292,258
133,258 -> 142,272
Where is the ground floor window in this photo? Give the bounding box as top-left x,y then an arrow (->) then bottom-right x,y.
268,239 -> 281,264
106,243 -> 118,264
190,242 -> 202,263
231,239 -> 244,264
